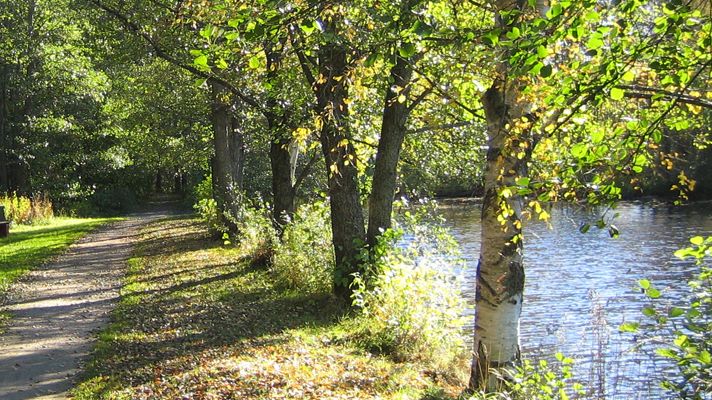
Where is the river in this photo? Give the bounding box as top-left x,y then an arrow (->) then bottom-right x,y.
434,199 -> 712,399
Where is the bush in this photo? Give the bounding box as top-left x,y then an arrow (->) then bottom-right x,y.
466,354 -> 584,400
271,201 -> 334,295
625,236 -> 712,399
236,205 -> 276,265
0,193 -> 54,224
192,175 -> 227,234
348,209 -> 468,372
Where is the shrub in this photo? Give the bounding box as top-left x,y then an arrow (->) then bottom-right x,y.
624,236 -> 711,399
466,354 -> 584,400
0,193 -> 54,224
270,201 -> 334,295
236,205 -> 276,265
192,175 -> 227,234
348,210 -> 468,372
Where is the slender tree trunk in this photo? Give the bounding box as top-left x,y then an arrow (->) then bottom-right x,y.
0,63 -> 8,192
210,83 -> 241,233
229,115 -> 246,192
173,170 -> 182,193
155,170 -> 163,193
468,67 -> 532,395
270,135 -> 296,227
265,43 -> 297,230
468,1 -> 544,391
316,18 -> 366,299
367,55 -> 414,246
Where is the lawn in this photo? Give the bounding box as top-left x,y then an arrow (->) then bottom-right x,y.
0,217 -> 121,291
73,216 -> 464,400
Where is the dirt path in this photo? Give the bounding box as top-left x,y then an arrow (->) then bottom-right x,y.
0,208 -> 174,399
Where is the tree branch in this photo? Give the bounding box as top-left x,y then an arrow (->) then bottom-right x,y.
293,148 -> 320,191
88,0 -> 267,115
618,84 -> 712,109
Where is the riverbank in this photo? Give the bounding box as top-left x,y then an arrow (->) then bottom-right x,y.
73,216 -> 466,399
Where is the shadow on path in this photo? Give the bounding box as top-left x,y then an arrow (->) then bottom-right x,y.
0,205 -> 177,400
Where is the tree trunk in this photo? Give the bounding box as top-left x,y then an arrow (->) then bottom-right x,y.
210,83 -> 241,233
264,43 -> 297,230
0,63 -> 8,192
229,115 -> 246,193
468,80 -> 530,392
468,1 -> 544,390
367,55 -> 413,247
316,18 -> 366,299
155,170 -> 163,193
270,135 -> 296,228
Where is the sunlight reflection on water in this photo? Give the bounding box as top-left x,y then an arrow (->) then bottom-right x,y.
431,199 -> 712,400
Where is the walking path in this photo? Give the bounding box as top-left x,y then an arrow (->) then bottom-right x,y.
0,207 -> 173,399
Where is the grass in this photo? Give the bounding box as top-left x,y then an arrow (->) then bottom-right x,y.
73,216 -> 466,400
0,217 -> 121,292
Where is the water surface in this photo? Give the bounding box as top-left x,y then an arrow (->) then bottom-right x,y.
436,199 -> 712,399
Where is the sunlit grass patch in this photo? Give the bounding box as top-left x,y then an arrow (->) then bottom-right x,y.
75,216 -> 466,399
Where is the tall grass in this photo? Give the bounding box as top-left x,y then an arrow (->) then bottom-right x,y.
0,193 -> 54,225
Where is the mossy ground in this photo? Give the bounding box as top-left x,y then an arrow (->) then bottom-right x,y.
74,216 -> 467,399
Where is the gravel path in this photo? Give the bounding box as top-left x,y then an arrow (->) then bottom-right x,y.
0,208 -> 174,399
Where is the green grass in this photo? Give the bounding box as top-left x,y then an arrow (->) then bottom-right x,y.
0,217 -> 121,292
73,216 -> 466,400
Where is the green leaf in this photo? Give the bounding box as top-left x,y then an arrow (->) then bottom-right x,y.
300,20 -> 317,34
591,130 -> 604,143
540,64 -> 553,78
647,287 -> 661,299
638,279 -> 650,290
410,20 -> 433,37
516,177 -> 530,187
673,335 -> 688,347
579,223 -> 591,234
216,58 -> 228,70
570,143 -> 587,158
399,42 -> 417,58
537,45 -> 548,58
587,36 -> 604,50
584,10 -> 600,22
547,4 -> 563,18
364,53 -> 379,67
656,348 -> 677,358
483,31 -> 499,46
248,55 -> 260,69
642,307 -> 656,317
668,307 -> 684,318
610,87 -> 625,101
194,55 -> 209,68
690,236 -> 704,245
506,27 -> 521,40
619,322 -> 639,332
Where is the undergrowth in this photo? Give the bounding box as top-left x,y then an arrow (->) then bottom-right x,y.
0,193 -> 54,224
74,216 -> 465,399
